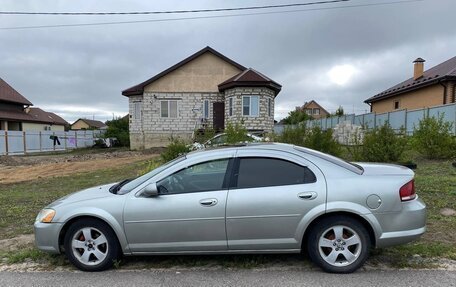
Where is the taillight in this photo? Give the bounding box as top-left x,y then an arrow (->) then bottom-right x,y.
400,180 -> 416,201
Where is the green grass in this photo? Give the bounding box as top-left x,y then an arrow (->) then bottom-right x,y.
0,157 -> 455,269
0,160 -> 149,239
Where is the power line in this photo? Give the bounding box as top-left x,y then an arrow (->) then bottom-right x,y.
0,0 -> 349,16
0,0 -> 424,30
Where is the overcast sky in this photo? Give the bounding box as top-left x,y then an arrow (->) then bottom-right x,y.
1,0 -> 455,123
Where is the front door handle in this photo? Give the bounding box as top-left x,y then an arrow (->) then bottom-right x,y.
199,198 -> 218,207
298,192 -> 318,200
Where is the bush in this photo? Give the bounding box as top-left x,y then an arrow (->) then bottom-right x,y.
160,138 -> 190,162
225,123 -> 250,144
361,122 -> 407,162
304,126 -> 341,156
411,115 -> 455,159
193,127 -> 216,144
104,117 -> 129,146
277,124 -> 307,146
276,124 -> 341,156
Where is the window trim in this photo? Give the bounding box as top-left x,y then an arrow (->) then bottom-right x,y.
203,99 -> 210,119
393,100 -> 400,110
242,95 -> 259,117
133,101 -> 142,120
160,100 -> 178,118
229,156 -> 317,189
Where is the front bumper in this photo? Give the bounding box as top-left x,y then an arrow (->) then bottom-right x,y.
34,222 -> 63,254
375,197 -> 426,248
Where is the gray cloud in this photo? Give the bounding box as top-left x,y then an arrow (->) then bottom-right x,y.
0,0 -> 455,123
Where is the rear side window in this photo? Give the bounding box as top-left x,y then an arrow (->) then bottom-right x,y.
235,157 -> 316,189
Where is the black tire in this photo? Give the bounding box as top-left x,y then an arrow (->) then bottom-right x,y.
64,219 -> 120,271
306,216 -> 371,273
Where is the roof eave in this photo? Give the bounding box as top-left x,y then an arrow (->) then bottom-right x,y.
365,76 -> 456,104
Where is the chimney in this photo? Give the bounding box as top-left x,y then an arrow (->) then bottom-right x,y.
25,107 -> 31,114
413,58 -> 425,80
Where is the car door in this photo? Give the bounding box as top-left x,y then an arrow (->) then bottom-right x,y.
123,154 -> 233,253
226,149 -> 326,250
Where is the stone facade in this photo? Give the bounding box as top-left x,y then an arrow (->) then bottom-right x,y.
224,87 -> 275,132
129,92 -> 227,149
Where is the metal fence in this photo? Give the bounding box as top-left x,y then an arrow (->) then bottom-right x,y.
274,103 -> 456,135
0,130 -> 104,155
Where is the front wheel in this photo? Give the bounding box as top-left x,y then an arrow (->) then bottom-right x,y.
307,216 -> 371,273
64,219 -> 120,271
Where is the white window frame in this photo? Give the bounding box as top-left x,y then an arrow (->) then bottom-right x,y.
133,101 -> 142,120
313,108 -> 320,115
160,100 -> 178,118
229,97 -> 233,116
242,95 -> 259,117
203,99 -> 210,119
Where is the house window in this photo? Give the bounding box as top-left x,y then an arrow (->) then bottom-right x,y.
203,100 -> 209,119
268,98 -> 272,117
229,98 -> 233,116
313,108 -> 320,115
242,95 -> 259,116
306,109 -> 313,115
394,101 -> 400,110
133,101 -> 142,120
161,100 -> 178,118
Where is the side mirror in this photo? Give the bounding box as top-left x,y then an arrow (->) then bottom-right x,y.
142,183 -> 159,197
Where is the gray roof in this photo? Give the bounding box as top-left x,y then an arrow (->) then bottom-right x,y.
365,56 -> 456,103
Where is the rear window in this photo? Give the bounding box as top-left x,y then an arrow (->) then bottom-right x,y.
236,157 -> 316,189
293,146 -> 363,174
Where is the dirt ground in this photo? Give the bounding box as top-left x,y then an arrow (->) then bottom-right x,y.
0,149 -> 160,184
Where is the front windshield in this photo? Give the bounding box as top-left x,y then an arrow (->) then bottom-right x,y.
117,155 -> 186,194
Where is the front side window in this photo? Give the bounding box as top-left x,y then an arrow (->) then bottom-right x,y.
161,100 -> 178,118
229,98 -> 233,116
157,159 -> 229,194
236,157 -> 316,189
313,108 -> 320,115
268,98 -> 272,117
242,96 -> 259,116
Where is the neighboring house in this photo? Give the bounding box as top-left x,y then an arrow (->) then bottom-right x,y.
0,77 -> 68,131
296,100 -> 329,119
365,56 -> 456,113
122,46 -> 281,149
71,118 -> 107,130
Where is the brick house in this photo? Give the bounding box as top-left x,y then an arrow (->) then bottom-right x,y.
365,56 -> 456,113
122,47 -> 281,149
296,100 -> 329,119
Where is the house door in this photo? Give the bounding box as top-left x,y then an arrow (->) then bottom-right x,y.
213,102 -> 225,131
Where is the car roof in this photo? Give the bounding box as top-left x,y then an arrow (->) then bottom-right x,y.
186,143 -> 363,175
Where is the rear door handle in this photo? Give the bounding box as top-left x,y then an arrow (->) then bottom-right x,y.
298,192 -> 318,200
199,198 -> 218,207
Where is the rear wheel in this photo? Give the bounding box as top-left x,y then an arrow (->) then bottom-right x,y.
307,216 -> 370,273
64,219 -> 120,271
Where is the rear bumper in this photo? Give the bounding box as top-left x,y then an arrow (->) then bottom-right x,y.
375,198 -> 426,248
34,222 -> 62,254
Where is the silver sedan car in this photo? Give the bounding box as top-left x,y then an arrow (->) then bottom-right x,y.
34,143 -> 426,273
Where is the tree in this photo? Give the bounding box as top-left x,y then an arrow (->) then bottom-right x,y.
281,109 -> 310,125
104,117 -> 130,147
335,106 -> 344,117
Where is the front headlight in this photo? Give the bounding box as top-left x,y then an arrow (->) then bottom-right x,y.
35,208 -> 56,223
